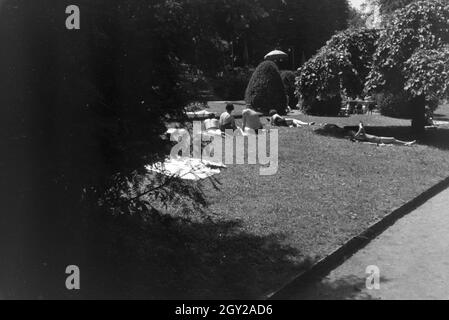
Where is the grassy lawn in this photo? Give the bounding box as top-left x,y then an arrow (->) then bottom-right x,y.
114,102 -> 449,300
177,102 -> 449,298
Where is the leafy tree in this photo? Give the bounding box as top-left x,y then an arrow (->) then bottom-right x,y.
366,0 -> 449,133
245,61 -> 287,114
348,6 -> 368,29
165,0 -> 351,72
404,46 -> 449,101
269,0 -> 350,69
369,0 -> 416,15
0,0 -> 202,297
281,70 -> 298,108
296,28 -> 378,115
295,50 -> 347,115
326,28 -> 378,98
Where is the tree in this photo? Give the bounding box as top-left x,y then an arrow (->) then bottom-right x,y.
366,0 -> 449,133
245,61 -> 287,114
166,0 -> 351,72
296,28 -> 378,115
0,0 -> 198,297
369,0 -> 416,15
295,49 -> 347,116
348,6 -> 368,29
268,0 -> 350,69
326,28 -> 378,98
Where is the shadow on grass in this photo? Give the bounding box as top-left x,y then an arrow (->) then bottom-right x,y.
84,210 -> 312,300
316,125 -> 449,151
289,275 -> 389,300
364,126 -> 449,151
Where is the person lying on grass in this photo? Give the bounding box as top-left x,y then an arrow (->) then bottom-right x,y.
316,123 -> 416,146
352,122 -> 416,146
269,110 -> 315,128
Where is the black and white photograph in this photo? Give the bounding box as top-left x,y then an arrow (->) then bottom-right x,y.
1,0 -> 449,304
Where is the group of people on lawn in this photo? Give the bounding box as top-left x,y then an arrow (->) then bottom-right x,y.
218,103 -> 314,133
215,103 -> 416,146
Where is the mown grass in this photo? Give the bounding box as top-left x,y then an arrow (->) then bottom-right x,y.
91,103 -> 449,300
180,102 -> 449,298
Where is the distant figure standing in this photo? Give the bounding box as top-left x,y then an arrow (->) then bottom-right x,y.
219,103 -> 237,132
242,105 -> 263,134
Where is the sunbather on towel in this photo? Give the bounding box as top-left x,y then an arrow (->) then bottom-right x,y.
269,110 -> 315,127
353,122 -> 416,146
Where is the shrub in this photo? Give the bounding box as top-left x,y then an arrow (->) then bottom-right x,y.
301,95 -> 343,116
377,92 -> 414,118
281,70 -> 298,108
245,61 -> 287,115
377,92 -> 440,119
296,50 -> 348,116
211,67 -> 253,101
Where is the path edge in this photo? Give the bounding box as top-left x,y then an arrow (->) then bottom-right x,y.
266,175 -> 449,300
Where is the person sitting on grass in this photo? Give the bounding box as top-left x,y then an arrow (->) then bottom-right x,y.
352,122 -> 416,146
269,110 -> 315,127
242,105 -> 263,134
219,103 -> 237,132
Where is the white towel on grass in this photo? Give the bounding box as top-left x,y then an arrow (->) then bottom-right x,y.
147,157 -> 226,181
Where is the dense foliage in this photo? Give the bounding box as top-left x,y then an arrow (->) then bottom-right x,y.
296,28 -> 378,115
280,70 -> 298,108
327,28 -> 379,98
0,0 -> 203,298
0,0 -> 352,298
245,61 -> 287,114
158,0 -> 350,75
366,0 -> 449,132
211,67 -> 254,100
404,46 -> 449,100
376,92 -> 415,118
295,50 -> 347,115
369,0 -> 416,15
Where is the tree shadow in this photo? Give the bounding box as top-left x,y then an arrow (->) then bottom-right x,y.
316,124 -> 449,151
291,275 -> 390,300
362,126 -> 449,151
80,210 -> 313,300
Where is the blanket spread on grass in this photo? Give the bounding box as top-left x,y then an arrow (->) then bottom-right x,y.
147,157 -> 227,181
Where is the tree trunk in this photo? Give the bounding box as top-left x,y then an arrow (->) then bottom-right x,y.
411,95 -> 426,135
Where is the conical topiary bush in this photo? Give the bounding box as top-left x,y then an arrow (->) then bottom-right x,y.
245,61 -> 287,115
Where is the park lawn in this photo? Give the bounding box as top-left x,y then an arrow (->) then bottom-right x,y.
182,102 -> 449,298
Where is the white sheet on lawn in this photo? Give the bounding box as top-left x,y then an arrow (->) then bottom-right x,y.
186,110 -> 214,119
433,120 -> 449,126
147,157 -> 226,181
172,127 -> 267,139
